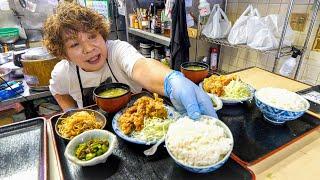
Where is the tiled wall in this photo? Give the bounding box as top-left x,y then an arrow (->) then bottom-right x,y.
198,0 -> 320,85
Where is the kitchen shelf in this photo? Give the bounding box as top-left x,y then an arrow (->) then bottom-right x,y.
128,28 -> 171,46
200,36 -> 293,57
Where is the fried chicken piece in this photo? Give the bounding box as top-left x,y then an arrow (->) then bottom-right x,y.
118,93 -> 168,135
203,75 -> 237,96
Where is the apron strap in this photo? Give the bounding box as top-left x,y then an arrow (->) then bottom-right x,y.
107,60 -> 119,82
76,61 -> 117,107
76,66 -> 86,106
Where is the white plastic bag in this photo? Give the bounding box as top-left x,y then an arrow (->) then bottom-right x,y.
266,14 -> 294,47
228,5 -> 257,45
247,14 -> 294,50
202,4 -> 231,39
246,9 -> 263,45
246,8 -> 278,50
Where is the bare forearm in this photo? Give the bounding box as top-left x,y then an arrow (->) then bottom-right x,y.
54,94 -> 77,112
132,59 -> 172,95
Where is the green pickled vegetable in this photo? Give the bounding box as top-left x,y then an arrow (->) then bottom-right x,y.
96,149 -> 104,156
74,138 -> 109,161
86,153 -> 96,160
101,144 -> 108,152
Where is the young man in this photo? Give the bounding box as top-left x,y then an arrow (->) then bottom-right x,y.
44,2 -> 217,119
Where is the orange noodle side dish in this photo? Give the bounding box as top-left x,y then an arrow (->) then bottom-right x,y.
58,111 -> 103,139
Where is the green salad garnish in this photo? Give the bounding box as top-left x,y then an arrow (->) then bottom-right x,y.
223,80 -> 251,99
131,117 -> 174,142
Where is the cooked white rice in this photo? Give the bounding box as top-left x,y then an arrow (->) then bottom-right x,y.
166,116 -> 233,167
256,87 -> 308,111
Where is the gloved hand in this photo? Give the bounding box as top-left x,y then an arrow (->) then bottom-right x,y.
164,71 -> 218,119
64,107 -> 78,113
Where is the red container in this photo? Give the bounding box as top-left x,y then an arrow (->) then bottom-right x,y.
93,83 -> 131,113
180,62 -> 209,84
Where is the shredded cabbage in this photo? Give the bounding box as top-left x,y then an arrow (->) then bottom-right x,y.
223,80 -> 251,99
131,117 -> 174,142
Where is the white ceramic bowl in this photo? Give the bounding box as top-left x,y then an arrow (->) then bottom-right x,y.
255,87 -> 310,124
64,129 -> 117,166
165,115 -> 234,173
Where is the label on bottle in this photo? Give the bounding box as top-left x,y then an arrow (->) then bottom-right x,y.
142,20 -> 148,27
151,18 -> 156,30
211,53 -> 218,70
279,64 -> 291,76
279,58 -> 296,76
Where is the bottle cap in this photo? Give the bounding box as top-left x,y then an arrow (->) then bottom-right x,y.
211,48 -> 218,53
291,47 -> 301,58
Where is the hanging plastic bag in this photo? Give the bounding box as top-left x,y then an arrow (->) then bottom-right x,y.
246,8 -> 278,50
246,8 -> 264,45
247,27 -> 279,50
202,4 -> 231,39
266,14 -> 294,47
247,14 -> 294,50
228,5 -> 257,45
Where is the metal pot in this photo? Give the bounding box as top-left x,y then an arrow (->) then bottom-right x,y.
21,57 -> 60,89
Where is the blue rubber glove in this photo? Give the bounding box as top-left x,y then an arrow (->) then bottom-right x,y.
164,71 -> 218,119
64,107 -> 78,113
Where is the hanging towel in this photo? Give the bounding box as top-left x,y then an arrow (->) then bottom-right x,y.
170,0 -> 190,70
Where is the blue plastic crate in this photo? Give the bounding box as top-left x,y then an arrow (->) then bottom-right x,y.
0,81 -> 24,101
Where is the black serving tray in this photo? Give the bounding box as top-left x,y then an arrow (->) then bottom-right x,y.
217,101 -> 320,165
0,117 -> 47,180
49,93 -> 255,180
297,85 -> 320,113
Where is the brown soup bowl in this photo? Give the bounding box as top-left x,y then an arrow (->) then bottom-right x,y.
93,83 -> 131,113
180,62 -> 209,84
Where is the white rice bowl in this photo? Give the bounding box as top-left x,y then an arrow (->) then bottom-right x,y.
165,116 -> 233,168
255,87 -> 309,112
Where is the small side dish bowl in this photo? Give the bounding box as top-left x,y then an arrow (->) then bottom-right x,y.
55,109 -> 107,141
165,115 -> 233,173
180,62 -> 209,84
64,129 -> 118,166
94,83 -> 131,113
254,87 -> 310,125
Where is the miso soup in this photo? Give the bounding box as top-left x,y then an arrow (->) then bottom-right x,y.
186,66 -> 205,71
99,88 -> 128,98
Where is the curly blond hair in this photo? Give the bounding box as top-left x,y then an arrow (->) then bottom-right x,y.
43,2 -> 110,59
